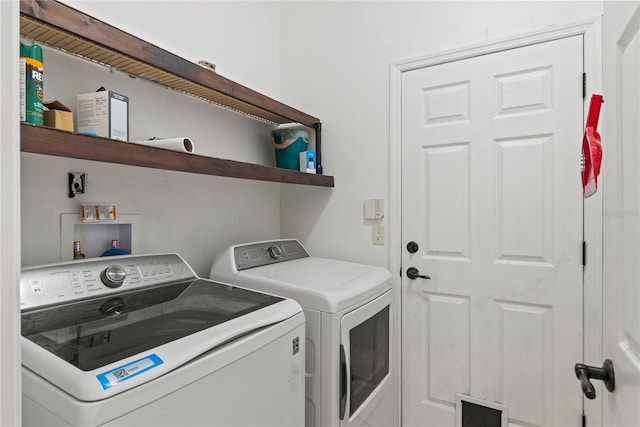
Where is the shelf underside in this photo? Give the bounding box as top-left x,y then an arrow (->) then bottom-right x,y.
21,125 -> 335,188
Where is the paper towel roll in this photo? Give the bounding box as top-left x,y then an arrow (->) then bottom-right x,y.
134,137 -> 194,153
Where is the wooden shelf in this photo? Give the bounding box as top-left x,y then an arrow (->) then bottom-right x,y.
19,0 -> 333,186
21,124 -> 335,187
19,0 -> 318,126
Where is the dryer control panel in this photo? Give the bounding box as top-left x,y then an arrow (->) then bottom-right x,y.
233,239 -> 310,270
20,253 -> 197,310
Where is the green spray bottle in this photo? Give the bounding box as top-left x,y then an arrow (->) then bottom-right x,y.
20,42 -> 44,125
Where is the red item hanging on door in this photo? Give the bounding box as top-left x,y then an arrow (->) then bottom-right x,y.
582,94 -> 603,198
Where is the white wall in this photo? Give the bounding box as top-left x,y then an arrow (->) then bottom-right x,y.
22,1 -> 285,277
279,1 -> 603,268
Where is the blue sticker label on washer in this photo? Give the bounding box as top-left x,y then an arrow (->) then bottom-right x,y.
97,354 -> 164,390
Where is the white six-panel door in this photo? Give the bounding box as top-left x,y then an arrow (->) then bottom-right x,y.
401,36 -> 584,427
602,2 -> 640,425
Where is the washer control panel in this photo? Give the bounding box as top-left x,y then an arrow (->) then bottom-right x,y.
233,239 -> 310,271
20,253 -> 197,311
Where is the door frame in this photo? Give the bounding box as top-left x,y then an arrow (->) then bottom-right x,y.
389,16 -> 603,425
0,0 -> 22,425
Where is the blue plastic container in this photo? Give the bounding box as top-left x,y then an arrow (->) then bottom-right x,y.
271,128 -> 309,170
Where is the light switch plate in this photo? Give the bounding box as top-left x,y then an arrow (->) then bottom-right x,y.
373,224 -> 385,245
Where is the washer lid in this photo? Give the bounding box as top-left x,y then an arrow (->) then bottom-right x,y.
21,277 -> 301,401
233,257 -> 393,312
22,279 -> 284,372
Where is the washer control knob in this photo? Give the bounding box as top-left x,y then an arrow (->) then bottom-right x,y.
267,245 -> 283,259
100,265 -> 126,288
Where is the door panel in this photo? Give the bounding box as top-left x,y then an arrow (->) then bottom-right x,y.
402,36 -> 584,427
602,2 -> 640,425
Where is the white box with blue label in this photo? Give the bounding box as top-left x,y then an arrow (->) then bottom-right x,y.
77,90 -> 129,141
299,151 -> 316,173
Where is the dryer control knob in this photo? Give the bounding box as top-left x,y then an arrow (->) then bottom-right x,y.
101,265 -> 126,288
267,245 -> 283,259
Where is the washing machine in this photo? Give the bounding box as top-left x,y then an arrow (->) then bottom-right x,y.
20,253 -> 305,426
210,239 -> 396,427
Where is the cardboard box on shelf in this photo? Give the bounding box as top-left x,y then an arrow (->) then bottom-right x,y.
43,100 -> 74,132
77,90 -> 128,141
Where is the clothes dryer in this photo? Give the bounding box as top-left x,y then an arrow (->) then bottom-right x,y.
210,239 -> 395,427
